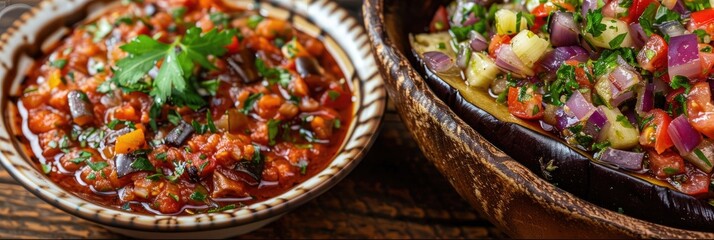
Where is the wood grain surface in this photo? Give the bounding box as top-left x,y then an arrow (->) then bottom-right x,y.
0,0 -> 504,238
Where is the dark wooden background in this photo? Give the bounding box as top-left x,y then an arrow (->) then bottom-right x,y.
0,0 -> 504,238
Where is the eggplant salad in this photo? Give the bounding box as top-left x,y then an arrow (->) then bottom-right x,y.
412,0 -> 714,201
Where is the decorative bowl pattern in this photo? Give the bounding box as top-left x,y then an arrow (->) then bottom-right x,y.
364,0 -> 714,238
0,0 -> 385,238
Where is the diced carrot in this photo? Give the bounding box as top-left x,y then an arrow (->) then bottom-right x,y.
115,129 -> 146,154
281,39 -> 310,59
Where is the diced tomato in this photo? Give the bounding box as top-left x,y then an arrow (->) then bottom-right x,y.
670,168 -> 710,197
488,34 -> 511,58
320,84 -> 352,110
639,109 -> 674,154
647,149 -> 686,178
564,60 -> 592,88
691,9 -> 714,36
687,82 -> 714,139
429,6 -> 450,33
532,1 -> 575,18
622,0 -> 658,23
225,36 -> 240,54
636,34 -> 668,72
507,87 -> 544,120
699,50 -> 714,77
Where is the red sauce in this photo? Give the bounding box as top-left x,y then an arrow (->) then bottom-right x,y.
12,0 -> 353,215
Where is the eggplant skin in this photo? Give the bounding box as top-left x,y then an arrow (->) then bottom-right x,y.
413,55 -> 714,232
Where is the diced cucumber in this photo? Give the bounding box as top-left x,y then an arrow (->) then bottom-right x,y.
584,17 -> 634,49
465,52 -> 500,88
495,9 -> 528,35
510,30 -> 550,68
684,139 -> 714,173
597,106 -> 640,149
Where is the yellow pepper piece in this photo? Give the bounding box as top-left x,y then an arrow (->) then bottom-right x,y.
47,69 -> 63,89
115,128 -> 145,154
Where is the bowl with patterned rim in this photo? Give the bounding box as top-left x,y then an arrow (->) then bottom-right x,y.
364,0 -> 714,238
0,0 -> 385,238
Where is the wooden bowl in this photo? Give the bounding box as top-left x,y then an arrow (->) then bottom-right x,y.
363,0 -> 714,238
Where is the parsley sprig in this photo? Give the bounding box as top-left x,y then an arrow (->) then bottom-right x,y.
113,27 -> 236,108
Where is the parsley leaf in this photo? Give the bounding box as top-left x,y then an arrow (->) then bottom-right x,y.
114,27 -> 235,109
609,33 -> 628,49
547,64 -> 579,106
585,9 -> 607,37
670,75 -> 691,94
255,58 -> 292,87
267,119 -> 281,146
242,93 -> 263,114
190,191 -> 206,201
638,3 -> 658,36
130,156 -> 155,171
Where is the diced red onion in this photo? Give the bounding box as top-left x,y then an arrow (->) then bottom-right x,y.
653,76 -> 669,93
583,108 -> 607,136
683,139 -> 714,173
456,42 -> 472,69
623,108 -> 639,128
602,0 -> 628,19
662,0 -> 677,9
635,83 -> 654,115
462,12 -> 478,26
582,0 -> 598,17
554,107 -> 579,131
658,21 -> 686,38
495,45 -> 534,77
629,23 -> 648,49
549,12 -> 580,47
423,51 -> 456,73
469,30 -> 488,52
611,90 -> 635,107
668,34 -> 701,79
668,115 -> 702,154
565,91 -> 596,120
537,46 -> 588,73
672,0 -> 690,15
599,147 -> 644,171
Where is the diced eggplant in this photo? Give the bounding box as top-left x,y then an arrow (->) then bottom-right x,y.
227,49 -> 260,83
233,160 -> 263,186
187,165 -> 201,183
165,121 -> 195,146
67,90 -> 94,126
114,153 -> 138,178
295,56 -> 323,77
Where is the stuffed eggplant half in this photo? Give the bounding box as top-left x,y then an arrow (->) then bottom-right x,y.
411,0 -> 714,231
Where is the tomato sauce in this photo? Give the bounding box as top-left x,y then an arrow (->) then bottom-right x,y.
12,0 -> 353,215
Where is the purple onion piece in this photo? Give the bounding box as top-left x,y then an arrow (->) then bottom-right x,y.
469,30 -> 488,52
589,107 -> 608,128
423,51 -> 456,73
582,0 -> 598,17
629,23 -> 648,49
495,45 -> 534,77
565,91 -> 596,120
549,12 -> 580,47
636,83 -> 654,115
538,46 -> 588,73
609,65 -> 641,91
555,107 -> 579,131
623,108 -> 639,129
600,147 -> 645,171
668,115 -> 703,154
672,0 -> 690,15
668,34 -> 701,79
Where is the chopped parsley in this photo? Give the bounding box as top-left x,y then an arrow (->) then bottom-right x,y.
130,156 -> 155,171
41,163 -> 51,174
608,33 -> 628,49
547,64 -> 579,106
670,75 -> 691,94
616,115 -> 634,128
267,119 -> 281,146
584,9 -> 607,37
247,15 -> 264,29
255,58 -> 292,87
242,93 -> 263,114
190,191 -> 206,201
663,167 -> 680,175
107,119 -> 136,130
327,90 -> 341,101
207,204 -> 236,213
51,59 -> 67,69
694,149 -> 712,167
206,110 -> 218,133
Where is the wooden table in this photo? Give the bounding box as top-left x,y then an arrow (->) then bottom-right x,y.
0,1 -> 504,238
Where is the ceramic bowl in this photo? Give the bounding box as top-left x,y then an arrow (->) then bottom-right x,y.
364,0 -> 714,238
0,0 -> 385,238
